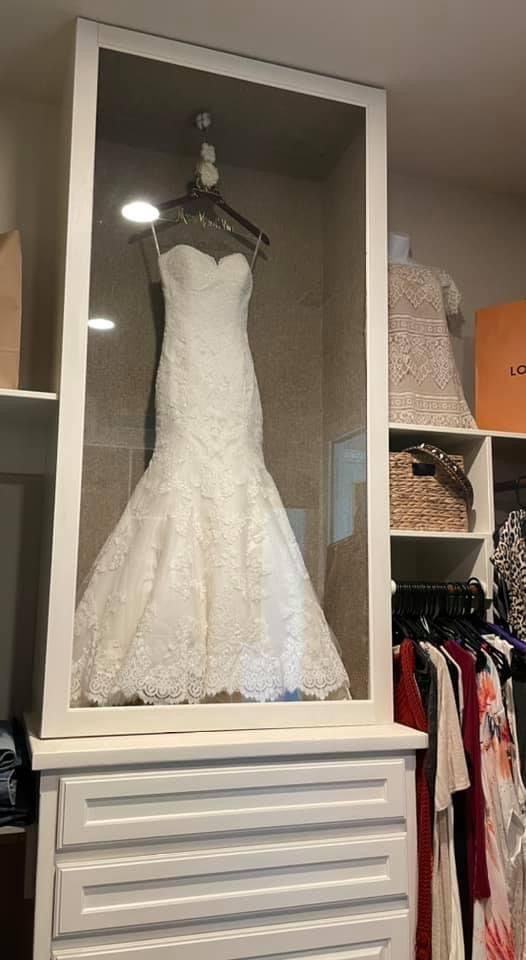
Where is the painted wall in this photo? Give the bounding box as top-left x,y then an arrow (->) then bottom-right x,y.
0,95 -> 58,718
0,95 -> 59,390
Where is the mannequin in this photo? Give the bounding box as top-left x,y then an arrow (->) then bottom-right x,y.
387,233 -> 476,428
388,231 -> 414,264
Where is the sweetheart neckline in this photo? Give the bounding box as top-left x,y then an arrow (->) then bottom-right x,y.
159,243 -> 249,268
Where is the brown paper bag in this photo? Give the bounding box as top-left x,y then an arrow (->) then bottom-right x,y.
0,230 -> 22,389
476,300 -> 526,432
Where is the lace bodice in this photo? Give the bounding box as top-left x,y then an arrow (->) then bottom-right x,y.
388,262 -> 461,317
155,245 -> 263,470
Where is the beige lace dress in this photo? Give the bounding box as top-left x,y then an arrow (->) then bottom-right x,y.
388,262 -> 476,428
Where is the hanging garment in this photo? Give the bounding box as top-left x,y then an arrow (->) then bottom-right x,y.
413,639 -> 439,811
394,640 -> 435,960
487,637 -> 526,806
71,245 -> 350,706
485,635 -> 526,960
0,721 -> 33,827
511,650 -> 526,788
0,724 -> 17,825
473,653 -> 520,960
445,640 -> 491,958
424,643 -> 469,960
486,626 -> 526,787
493,512 -> 526,642
388,262 -> 476,427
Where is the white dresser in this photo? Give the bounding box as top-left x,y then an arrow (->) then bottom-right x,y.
28,725 -> 425,960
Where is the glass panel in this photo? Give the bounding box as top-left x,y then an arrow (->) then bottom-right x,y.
71,48 -> 368,708
330,431 -> 367,544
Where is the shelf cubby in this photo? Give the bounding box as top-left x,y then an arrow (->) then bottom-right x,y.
391,532 -> 491,591
388,419 -> 526,600
0,389 -> 57,476
389,426 -> 493,535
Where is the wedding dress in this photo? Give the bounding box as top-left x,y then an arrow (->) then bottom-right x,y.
71,244 -> 350,706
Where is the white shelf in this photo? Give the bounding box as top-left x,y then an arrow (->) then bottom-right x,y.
25,719 -> 427,770
389,422 -> 485,438
391,529 -> 488,540
0,388 -> 56,401
0,824 -> 26,836
489,429 -> 526,441
390,422 -> 526,442
0,388 -> 56,425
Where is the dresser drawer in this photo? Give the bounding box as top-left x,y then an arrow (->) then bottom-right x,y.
57,758 -> 407,848
52,911 -> 410,959
54,832 -> 407,936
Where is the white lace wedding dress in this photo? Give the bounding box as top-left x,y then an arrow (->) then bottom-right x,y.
71,244 -> 350,706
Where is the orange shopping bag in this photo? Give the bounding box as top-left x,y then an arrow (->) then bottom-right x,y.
476,300 -> 526,432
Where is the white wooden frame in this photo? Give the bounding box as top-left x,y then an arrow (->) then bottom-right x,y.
39,18 -> 390,737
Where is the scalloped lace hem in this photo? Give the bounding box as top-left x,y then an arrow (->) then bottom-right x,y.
70,646 -> 351,706
72,677 -> 351,706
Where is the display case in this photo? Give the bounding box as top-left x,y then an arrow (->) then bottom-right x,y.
35,20 -> 389,737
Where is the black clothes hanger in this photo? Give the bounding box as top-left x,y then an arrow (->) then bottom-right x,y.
393,581 -> 452,647
494,475 -> 526,510
392,579 -> 485,620
391,578 -> 510,674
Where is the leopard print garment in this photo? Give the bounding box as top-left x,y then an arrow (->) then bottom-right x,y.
493,511 -> 526,640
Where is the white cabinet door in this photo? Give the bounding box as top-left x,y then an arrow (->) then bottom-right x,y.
57,758 -> 407,847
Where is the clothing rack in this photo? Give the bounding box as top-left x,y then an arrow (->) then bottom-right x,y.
494,478 -> 526,492
494,474 -> 526,500
391,577 -> 487,617
494,474 -> 526,507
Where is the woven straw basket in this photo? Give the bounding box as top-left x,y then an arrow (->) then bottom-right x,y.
390,445 -> 470,532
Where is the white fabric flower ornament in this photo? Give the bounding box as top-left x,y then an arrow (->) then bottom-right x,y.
196,141 -> 219,189
201,142 -> 216,164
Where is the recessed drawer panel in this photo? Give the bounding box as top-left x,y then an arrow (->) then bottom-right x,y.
55,833 -> 407,936
57,758 -> 406,848
55,824 -> 409,931
52,914 -> 409,959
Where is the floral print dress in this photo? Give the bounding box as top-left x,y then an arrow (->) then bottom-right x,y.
473,653 -> 523,960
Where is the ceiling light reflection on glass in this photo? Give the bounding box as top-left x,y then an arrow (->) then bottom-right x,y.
88,317 -> 115,332
121,200 -> 160,223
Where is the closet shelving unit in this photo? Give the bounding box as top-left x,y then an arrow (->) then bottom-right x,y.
0,389 -> 57,475
389,420 -> 526,595
0,388 -> 57,837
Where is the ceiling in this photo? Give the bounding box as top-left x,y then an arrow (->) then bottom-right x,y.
2,0 -> 526,191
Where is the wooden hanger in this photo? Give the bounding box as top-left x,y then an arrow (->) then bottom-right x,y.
128,186 -> 270,249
